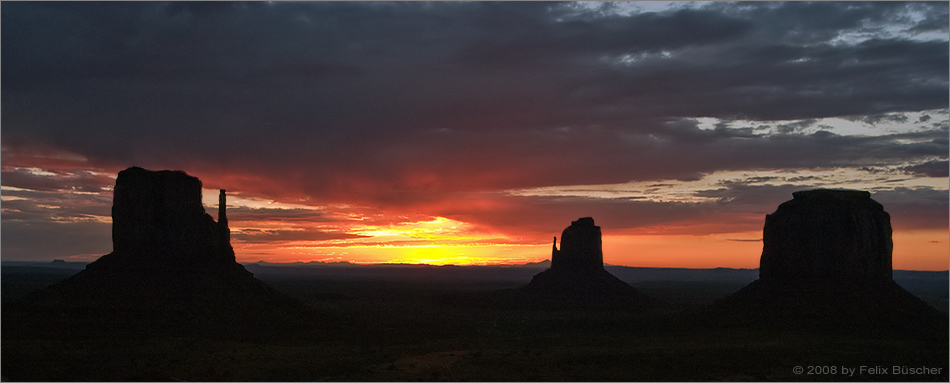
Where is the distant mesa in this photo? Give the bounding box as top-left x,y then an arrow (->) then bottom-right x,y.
522,217 -> 650,303
712,189 -> 946,329
11,166 -> 304,337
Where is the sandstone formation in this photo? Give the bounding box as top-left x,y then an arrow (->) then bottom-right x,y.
90,167 -> 235,270
759,189 -> 892,283
11,167 -> 303,338
550,217 -> 604,271
523,218 -> 648,302
712,189 -> 945,329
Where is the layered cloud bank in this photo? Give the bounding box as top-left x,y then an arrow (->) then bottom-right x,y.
2,2 -> 947,268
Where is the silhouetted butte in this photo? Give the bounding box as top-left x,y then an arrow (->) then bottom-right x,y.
522,218 -> 651,303
9,167 -> 304,338
711,189 -> 946,330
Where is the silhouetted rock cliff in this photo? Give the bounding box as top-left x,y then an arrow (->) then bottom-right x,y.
550,217 -> 604,272
522,218 -> 649,303
759,189 -> 892,283
711,189 -> 945,331
91,167 -> 234,270
10,167 -> 304,338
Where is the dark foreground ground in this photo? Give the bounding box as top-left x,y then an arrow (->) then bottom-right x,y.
2,262 -> 948,381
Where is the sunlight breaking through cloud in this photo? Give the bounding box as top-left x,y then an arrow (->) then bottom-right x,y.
507,168 -> 949,202
689,109 -> 949,136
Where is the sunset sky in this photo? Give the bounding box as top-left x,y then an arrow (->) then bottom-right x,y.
2,1 -> 947,270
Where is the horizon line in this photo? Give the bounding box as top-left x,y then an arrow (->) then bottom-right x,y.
2,259 -> 946,273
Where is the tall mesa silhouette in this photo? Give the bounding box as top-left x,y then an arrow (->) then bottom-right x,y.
8,167 -> 304,337
711,189 -> 946,330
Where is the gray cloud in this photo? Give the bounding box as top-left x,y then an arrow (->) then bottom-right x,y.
870,187 -> 950,230
900,160 -> 950,178
848,113 -> 910,125
0,188 -> 112,222
1,168 -> 115,193
1,1 -> 947,261
3,2 -> 946,168
776,119 -> 818,134
695,182 -> 949,231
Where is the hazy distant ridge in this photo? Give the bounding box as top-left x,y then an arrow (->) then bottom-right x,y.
2,259 -> 945,276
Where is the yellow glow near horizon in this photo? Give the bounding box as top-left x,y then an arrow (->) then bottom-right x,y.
56,227 -> 946,271
233,242 -> 549,265
345,216 -> 518,245
194,184 -> 947,271
231,228 -> 950,270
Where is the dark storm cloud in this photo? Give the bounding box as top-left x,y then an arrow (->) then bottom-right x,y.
714,2 -> 947,42
453,4 -> 754,70
900,160 -> 950,178
2,1 -> 947,251
4,1 -> 946,163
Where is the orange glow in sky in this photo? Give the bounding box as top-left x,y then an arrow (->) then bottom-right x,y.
230,224 -> 948,270
891,229 -> 950,271
3,2 -> 948,276
602,233 -> 763,269
3,169 -> 946,271
238,243 -> 549,266
204,188 -> 949,270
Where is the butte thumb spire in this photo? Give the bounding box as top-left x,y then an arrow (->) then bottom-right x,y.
522,217 -> 650,305
12,166 -> 304,338
219,189 -> 230,243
